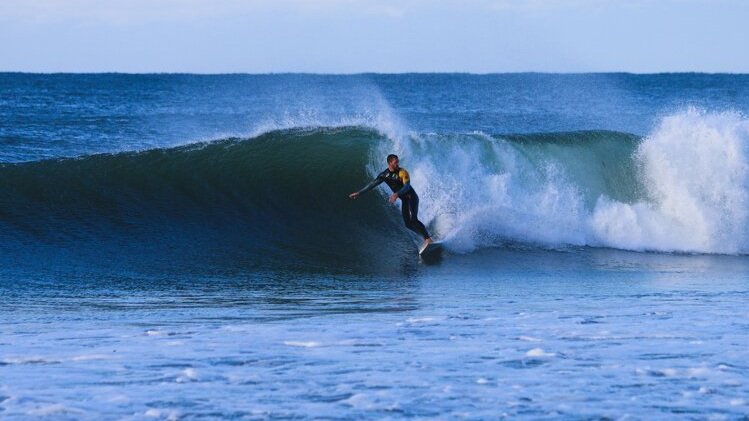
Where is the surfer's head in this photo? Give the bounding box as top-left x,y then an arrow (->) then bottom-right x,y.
387,154 -> 399,171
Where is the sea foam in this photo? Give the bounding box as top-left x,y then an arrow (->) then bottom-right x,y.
393,109 -> 749,254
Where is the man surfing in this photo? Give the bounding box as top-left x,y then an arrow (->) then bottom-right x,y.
349,154 -> 433,252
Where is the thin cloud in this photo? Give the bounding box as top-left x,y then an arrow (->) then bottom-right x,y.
0,0 -> 409,25
485,0 -> 735,12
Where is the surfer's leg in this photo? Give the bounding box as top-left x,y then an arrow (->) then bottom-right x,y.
410,195 -> 431,240
402,195 -> 430,240
401,198 -> 413,230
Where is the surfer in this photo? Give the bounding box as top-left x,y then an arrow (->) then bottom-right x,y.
349,154 -> 432,250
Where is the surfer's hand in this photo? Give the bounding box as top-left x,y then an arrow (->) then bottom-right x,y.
389,193 -> 398,203
349,192 -> 359,199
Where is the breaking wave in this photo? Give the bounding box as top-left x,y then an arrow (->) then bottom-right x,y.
2,109 -> 748,271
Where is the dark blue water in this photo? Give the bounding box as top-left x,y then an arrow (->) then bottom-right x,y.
3,73 -> 748,162
2,73 -> 749,419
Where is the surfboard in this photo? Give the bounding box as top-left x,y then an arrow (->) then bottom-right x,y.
419,241 -> 443,257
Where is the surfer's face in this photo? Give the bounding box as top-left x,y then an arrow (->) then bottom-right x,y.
388,158 -> 399,171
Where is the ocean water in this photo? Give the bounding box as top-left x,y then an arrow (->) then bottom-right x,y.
1,73 -> 749,419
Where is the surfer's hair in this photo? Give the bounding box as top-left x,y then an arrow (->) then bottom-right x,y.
386,154 -> 399,164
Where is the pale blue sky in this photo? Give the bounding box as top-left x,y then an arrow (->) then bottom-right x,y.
1,0 -> 747,73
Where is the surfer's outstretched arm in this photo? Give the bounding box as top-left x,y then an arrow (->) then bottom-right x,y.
349,173 -> 384,198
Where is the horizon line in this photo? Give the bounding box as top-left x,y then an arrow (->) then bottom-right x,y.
2,71 -> 749,76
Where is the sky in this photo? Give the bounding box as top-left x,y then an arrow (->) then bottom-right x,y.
1,0 -> 747,73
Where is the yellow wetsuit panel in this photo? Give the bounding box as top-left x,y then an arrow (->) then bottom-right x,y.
398,169 -> 410,184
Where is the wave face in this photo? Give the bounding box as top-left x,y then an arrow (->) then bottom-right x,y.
388,130 -> 643,252
2,109 -> 749,271
0,127 -> 412,272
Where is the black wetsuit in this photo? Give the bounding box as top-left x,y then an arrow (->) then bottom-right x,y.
355,168 -> 431,239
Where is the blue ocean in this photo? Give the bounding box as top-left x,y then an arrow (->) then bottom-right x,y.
2,73 -> 749,419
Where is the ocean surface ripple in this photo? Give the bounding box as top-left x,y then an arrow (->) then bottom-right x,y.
2,73 -> 749,419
